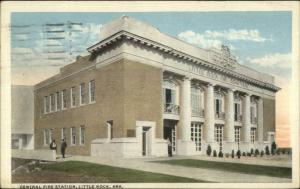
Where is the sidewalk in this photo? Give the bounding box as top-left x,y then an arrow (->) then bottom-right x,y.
59,155 -> 292,183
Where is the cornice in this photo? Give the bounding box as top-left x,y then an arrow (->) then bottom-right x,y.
87,30 -> 280,92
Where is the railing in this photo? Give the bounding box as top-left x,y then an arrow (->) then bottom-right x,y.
215,112 -> 225,119
251,117 -> 258,124
192,109 -> 205,117
234,114 -> 243,122
164,103 -> 180,115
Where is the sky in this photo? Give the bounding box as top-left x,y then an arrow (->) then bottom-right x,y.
11,12 -> 292,147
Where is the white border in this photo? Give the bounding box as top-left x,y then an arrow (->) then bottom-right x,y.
1,1 -> 299,188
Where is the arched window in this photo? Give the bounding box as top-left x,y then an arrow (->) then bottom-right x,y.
163,80 -> 179,114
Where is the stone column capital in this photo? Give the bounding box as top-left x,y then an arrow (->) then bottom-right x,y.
183,75 -> 192,81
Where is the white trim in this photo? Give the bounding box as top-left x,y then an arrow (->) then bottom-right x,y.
70,127 -> 76,146
70,86 -> 76,108
89,80 -> 95,103
79,83 -> 85,106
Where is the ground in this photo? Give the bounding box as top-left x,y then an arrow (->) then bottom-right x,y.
12,153 -> 292,183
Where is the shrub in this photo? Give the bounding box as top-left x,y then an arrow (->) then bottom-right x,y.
218,151 -> 223,158
236,150 -> 241,159
255,149 -> 260,156
260,150 -> 264,157
231,150 -> 235,158
250,148 -> 254,155
206,145 -> 212,156
213,150 -> 217,157
247,152 -> 251,157
276,149 -> 280,155
282,149 -> 286,154
225,153 -> 229,158
242,152 -> 246,156
265,146 -> 270,155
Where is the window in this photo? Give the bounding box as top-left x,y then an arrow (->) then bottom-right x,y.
215,99 -> 222,114
56,92 -> 61,111
251,128 -> 256,143
234,103 -> 241,121
44,96 -> 49,113
50,94 -> 55,112
44,129 -> 50,145
191,88 -> 202,116
61,128 -> 66,141
62,89 -> 67,109
71,127 -> 76,145
80,126 -> 85,145
89,80 -> 95,103
80,83 -> 85,105
191,122 -> 202,151
234,127 -> 241,143
49,128 -> 53,142
214,125 -> 223,151
71,86 -> 76,107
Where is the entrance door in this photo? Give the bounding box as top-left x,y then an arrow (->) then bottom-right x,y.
142,127 -> 150,156
163,120 -> 177,155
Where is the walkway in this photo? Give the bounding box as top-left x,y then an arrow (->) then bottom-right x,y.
58,155 -> 292,183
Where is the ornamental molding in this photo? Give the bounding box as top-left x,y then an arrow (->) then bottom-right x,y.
87,30 -> 280,92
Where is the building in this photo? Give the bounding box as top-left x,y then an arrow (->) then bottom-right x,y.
12,85 -> 34,149
34,16 -> 280,158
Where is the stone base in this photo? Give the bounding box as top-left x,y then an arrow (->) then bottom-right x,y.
176,140 -> 196,156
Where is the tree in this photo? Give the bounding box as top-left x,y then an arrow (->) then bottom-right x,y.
218,151 -> 223,158
260,150 -> 264,157
231,150 -> 235,158
213,150 -> 217,157
265,146 -> 270,155
206,145 -> 212,156
237,150 -> 241,159
271,142 -> 277,155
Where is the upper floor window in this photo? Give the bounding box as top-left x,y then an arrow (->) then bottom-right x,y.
71,127 -> 76,145
71,86 -> 76,107
80,83 -> 85,105
191,87 -> 202,116
163,80 -> 179,114
80,126 -> 85,145
56,92 -> 61,111
250,103 -> 257,124
62,89 -> 67,109
50,94 -> 55,112
44,96 -> 49,113
234,103 -> 241,121
89,80 -> 95,103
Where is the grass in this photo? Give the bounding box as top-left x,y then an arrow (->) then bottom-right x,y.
34,161 -> 205,183
154,159 -> 292,179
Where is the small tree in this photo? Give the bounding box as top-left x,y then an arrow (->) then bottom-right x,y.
237,150 -> 241,159
218,151 -> 223,158
231,150 -> 235,158
265,146 -> 270,155
242,152 -> 246,157
271,142 -> 277,155
276,149 -> 280,155
213,150 -> 217,157
282,149 -> 286,154
206,145 -> 212,156
260,150 -> 264,157
247,152 -> 251,157
250,148 -> 254,155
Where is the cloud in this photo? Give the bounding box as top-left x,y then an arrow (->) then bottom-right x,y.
178,29 -> 271,49
246,53 -> 291,69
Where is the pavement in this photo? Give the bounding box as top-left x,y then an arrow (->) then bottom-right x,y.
57,154 -> 292,183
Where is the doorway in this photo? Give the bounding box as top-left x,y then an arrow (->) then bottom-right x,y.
163,119 -> 177,155
142,127 -> 150,156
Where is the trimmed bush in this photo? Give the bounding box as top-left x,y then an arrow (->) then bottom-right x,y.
255,149 -> 260,156
225,153 -> 229,158
276,149 -> 280,155
260,150 -> 264,157
213,150 -> 217,157
236,150 -> 241,159
250,148 -> 254,155
231,150 -> 235,158
206,145 -> 212,156
218,151 -> 223,158
265,146 -> 270,155
242,152 -> 246,157
247,152 -> 251,157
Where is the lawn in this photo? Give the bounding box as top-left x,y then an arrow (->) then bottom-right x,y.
29,161 -> 205,183
154,159 -> 292,178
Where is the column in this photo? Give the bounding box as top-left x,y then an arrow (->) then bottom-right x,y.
204,83 -> 215,143
180,77 -> 191,141
257,97 -> 264,143
225,89 -> 234,143
242,94 -> 251,143
177,76 -> 195,155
